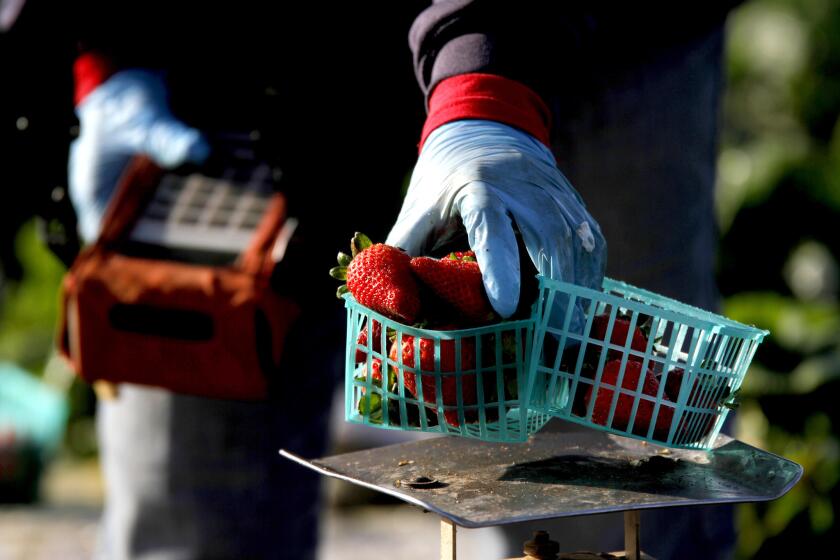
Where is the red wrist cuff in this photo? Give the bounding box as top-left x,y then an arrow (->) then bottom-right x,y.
419,73 -> 552,151
74,51 -> 116,106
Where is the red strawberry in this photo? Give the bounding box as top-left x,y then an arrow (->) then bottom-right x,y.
389,331 -> 477,427
663,368 -> 731,409
589,314 -> 649,363
332,233 -> 420,324
662,367 -> 730,443
571,363 -> 598,416
450,251 -> 475,259
364,358 -> 383,383
356,358 -> 385,421
410,251 -> 496,324
480,330 -> 523,401
662,367 -> 685,402
677,411 -> 719,444
355,320 -> 383,363
356,358 -> 385,392
585,360 -> 674,440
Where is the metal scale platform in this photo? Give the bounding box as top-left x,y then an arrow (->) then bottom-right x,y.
281,429 -> 802,559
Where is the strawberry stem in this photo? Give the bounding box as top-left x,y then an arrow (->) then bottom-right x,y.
351,232 -> 373,257
723,388 -> 741,410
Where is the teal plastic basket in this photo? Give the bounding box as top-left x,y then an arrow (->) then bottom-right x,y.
526,277 -> 769,450
344,294 -> 551,442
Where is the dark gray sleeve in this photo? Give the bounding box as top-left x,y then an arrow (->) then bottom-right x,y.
409,0 -> 493,97
409,0 -> 585,100
409,0 -> 740,102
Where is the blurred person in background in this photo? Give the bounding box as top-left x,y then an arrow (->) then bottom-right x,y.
4,1 -> 425,558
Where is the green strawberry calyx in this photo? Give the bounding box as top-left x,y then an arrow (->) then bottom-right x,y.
330,232 -> 373,299
722,388 -> 741,410
447,250 -> 477,262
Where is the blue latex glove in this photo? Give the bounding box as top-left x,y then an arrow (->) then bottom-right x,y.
386,120 -> 606,320
69,70 -> 210,241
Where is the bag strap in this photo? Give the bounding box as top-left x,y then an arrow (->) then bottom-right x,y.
95,156 -> 164,249
238,193 -> 287,277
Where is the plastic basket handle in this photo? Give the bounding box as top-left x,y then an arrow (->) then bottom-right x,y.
238,193 -> 287,277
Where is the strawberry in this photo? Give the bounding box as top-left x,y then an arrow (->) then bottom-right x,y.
331,233 -> 420,324
356,358 -> 385,422
662,367 -> 685,402
589,313 -> 649,363
571,363 -> 598,416
480,329 -> 523,401
663,367 -> 734,409
355,357 -> 386,395
354,319 -> 384,363
363,357 -> 384,383
355,358 -> 430,428
450,251 -> 474,259
677,411 -> 719,444
662,367 -> 734,443
410,251 -> 496,325
584,359 -> 675,440
389,330 -> 477,427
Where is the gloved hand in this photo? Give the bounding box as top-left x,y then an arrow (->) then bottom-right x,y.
69,69 -> 210,241
386,119 -> 606,321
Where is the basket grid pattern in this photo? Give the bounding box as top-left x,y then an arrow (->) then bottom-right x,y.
527,277 -> 767,449
345,298 -> 551,443
343,276 -> 766,449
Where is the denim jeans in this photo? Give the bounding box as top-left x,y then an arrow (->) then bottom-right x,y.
94,306 -> 341,560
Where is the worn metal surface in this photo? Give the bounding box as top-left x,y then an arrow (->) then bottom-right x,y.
280,430 -> 802,529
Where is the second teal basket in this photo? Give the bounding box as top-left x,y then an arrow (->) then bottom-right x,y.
526,277 -> 769,450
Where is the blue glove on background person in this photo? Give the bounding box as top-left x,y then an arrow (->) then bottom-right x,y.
386,119 -> 606,322
69,69 -> 210,241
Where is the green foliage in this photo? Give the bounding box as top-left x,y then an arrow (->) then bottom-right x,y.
0,220 -> 65,372
0,220 -> 97,458
722,0 -> 840,555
